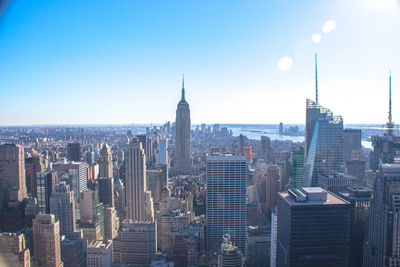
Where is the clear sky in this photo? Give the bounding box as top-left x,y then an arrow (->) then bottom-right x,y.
0,0 -> 399,125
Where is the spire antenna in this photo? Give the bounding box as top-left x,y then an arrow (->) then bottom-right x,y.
181,74 -> 185,101
388,70 -> 393,130
315,53 -> 318,104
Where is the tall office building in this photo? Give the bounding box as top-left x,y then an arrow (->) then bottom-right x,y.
344,129 -> 362,160
290,146 -> 304,189
25,151 -> 44,197
126,139 -> 147,221
270,212 -> 277,267
53,161 -> 88,218
364,164 -> 400,266
99,144 -> 113,178
33,214 -> 64,267
277,187 -> 351,266
303,99 -> 345,187
87,240 -> 113,267
36,171 -> 57,213
174,77 -> 192,174
159,138 -> 168,165
104,206 -> 118,241
50,182 -> 76,238
218,234 -> 244,267
138,135 -> 154,167
318,172 -> 358,195
113,220 -> 157,265
0,232 -> 31,267
61,230 -> 87,267
260,136 -> 271,163
246,226 -> 270,267
67,143 -> 81,162
79,190 -> 105,240
370,73 -> 400,171
0,144 -> 28,208
340,187 -> 372,267
98,177 -> 114,207
206,155 -> 247,254
266,165 -> 280,215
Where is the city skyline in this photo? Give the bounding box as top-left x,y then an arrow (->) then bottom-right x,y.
0,0 -> 399,125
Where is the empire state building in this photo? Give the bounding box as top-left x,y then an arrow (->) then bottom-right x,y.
175,77 -> 192,174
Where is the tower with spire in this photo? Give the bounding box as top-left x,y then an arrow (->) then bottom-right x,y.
387,71 -> 394,135
174,75 -> 192,174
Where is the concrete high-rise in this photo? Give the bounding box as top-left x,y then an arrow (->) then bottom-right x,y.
25,150 -> 44,197
36,171 -> 57,214
159,138 -> 168,165
67,143 -> 81,162
138,134 -> 153,167
79,190 -> 105,240
364,164 -> 400,266
126,139 -> 147,221
260,136 -> 271,163
344,129 -> 362,160
98,177 -> 114,207
0,144 -> 28,208
266,165 -> 280,215
0,232 -> 31,267
87,240 -> 112,267
99,144 -> 113,178
50,182 -> 76,238
277,187 -> 351,267
61,230 -> 87,267
33,214 -> 64,267
174,77 -> 192,174
53,161 -> 88,219
340,187 -> 372,267
218,234 -> 244,267
206,154 -> 247,254
113,220 -> 157,265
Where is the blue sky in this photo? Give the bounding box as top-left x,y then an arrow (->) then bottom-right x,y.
0,0 -> 399,125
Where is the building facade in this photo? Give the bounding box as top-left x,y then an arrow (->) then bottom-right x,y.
174,78 -> 192,174
206,155 -> 247,254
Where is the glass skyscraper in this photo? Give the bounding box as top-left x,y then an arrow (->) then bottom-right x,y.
304,99 -> 345,187
206,154 -> 247,255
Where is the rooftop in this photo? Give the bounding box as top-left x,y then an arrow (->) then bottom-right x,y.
281,187 -> 349,206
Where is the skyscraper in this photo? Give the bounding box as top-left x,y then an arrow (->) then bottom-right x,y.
50,182 -> 76,238
53,161 -> 88,219
175,77 -> 192,174
364,164 -> 400,266
206,154 -> 247,254
344,129 -> 362,160
0,232 -> 31,267
370,72 -> 400,171
290,146 -> 304,189
99,144 -> 113,178
159,138 -> 168,165
113,220 -> 157,265
0,144 -> 28,208
79,190 -> 105,240
25,150 -> 44,197
126,139 -> 147,221
67,143 -> 81,162
138,134 -> 154,167
260,136 -> 271,163
277,187 -> 351,266
340,187 -> 372,267
36,171 -> 57,213
33,214 -> 64,267
303,99 -> 345,187
218,234 -> 244,267
266,165 -> 280,215
98,177 -> 114,207
87,240 -> 113,267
